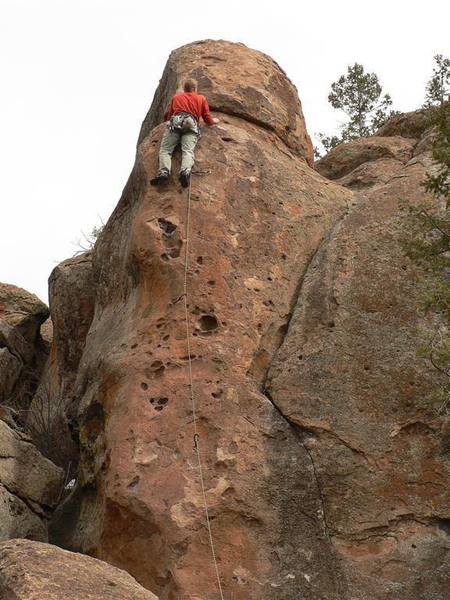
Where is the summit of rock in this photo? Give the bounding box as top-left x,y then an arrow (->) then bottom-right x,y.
138,39 -> 314,164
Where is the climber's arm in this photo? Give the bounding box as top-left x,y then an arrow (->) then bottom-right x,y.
202,97 -> 219,125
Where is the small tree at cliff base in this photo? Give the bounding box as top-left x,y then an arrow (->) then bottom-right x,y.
316,63 -> 396,156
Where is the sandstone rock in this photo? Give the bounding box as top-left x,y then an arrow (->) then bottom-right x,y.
46,41 -> 450,600
0,283 -> 48,340
138,39 -> 314,165
0,538 -> 158,599
53,40 -> 351,600
48,252 -> 95,400
267,117 -> 450,598
0,484 -> 46,541
375,108 -> 431,139
0,348 -> 22,403
0,418 -> 63,541
336,157 -> 405,190
0,283 -> 49,411
27,253 -> 94,471
40,317 -> 53,349
315,136 -> 415,181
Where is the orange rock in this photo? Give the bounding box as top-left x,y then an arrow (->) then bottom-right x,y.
52,40 -> 350,600
49,46 -> 450,600
267,113 -> 450,598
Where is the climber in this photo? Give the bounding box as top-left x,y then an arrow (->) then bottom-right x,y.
150,79 -> 219,188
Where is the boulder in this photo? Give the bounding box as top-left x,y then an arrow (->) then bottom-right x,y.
0,348 -> 22,403
0,419 -> 63,541
375,108 -> 431,139
0,485 -> 46,541
315,136 -> 415,181
0,283 -> 48,339
47,252 -> 95,401
0,283 -> 49,411
0,538 -> 158,599
27,253 -> 94,471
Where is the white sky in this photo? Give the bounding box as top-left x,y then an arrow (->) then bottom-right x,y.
1,0 -> 449,303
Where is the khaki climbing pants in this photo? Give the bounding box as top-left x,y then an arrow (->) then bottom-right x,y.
158,126 -> 198,174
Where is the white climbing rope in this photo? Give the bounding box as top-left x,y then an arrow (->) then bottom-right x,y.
182,176 -> 226,600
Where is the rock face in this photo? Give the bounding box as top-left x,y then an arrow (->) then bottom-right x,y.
0,284 -> 64,542
53,40 -> 351,600
27,253 -> 95,471
49,42 -> 449,600
47,252 -> 95,404
0,284 -> 49,412
268,112 -> 450,598
0,419 -> 63,541
0,539 -> 158,599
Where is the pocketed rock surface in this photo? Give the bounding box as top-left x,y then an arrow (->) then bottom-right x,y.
48,42 -> 449,600
52,40 -> 350,600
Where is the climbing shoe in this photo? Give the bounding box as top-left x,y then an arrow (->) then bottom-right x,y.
150,170 -> 169,186
179,170 -> 190,188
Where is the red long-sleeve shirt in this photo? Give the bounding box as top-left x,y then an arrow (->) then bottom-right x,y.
164,91 -> 215,125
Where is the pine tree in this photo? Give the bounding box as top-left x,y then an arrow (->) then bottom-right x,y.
424,54 -> 450,107
317,63 -> 395,155
402,54 -> 450,411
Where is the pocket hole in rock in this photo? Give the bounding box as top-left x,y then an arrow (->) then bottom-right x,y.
141,382 -> 149,390
127,476 -> 140,489
149,360 -> 165,377
158,218 -> 177,237
150,397 -> 169,412
198,314 -> 219,332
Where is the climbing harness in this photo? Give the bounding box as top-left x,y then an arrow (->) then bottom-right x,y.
169,112 -> 200,136
182,176 -> 226,600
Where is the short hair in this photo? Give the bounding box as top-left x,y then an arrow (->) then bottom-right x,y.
183,79 -> 197,92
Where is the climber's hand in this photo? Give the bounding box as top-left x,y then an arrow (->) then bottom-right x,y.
212,117 -> 220,124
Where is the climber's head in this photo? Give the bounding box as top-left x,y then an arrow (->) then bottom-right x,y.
183,79 -> 197,93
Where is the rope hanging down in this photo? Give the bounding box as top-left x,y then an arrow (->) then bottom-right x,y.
182,177 -> 226,600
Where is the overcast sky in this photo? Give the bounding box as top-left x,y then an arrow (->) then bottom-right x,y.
1,0 -> 449,302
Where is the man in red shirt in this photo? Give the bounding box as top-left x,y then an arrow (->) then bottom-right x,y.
151,79 -> 219,188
